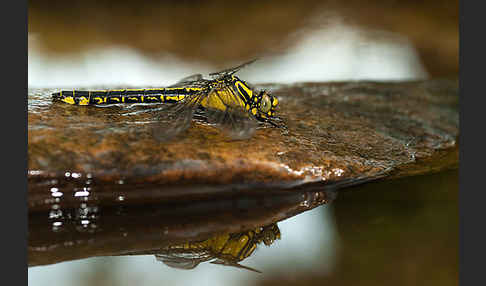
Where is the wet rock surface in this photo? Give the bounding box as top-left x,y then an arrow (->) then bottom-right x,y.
28,80 -> 458,212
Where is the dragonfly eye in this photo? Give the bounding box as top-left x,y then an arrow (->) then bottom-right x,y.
263,234 -> 274,246
259,93 -> 272,113
261,225 -> 280,246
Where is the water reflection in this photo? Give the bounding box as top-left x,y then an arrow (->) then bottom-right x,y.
131,224 -> 281,273
28,206 -> 336,286
29,181 -> 337,267
28,170 -> 457,286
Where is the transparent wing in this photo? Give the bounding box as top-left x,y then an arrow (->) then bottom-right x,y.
155,251 -> 261,272
209,59 -> 257,78
150,89 -> 208,141
204,86 -> 257,140
155,251 -> 213,270
171,59 -> 257,86
151,86 -> 257,141
150,61 -> 261,141
167,74 -> 204,88
210,259 -> 262,273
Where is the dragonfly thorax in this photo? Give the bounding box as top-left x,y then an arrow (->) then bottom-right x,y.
229,75 -> 278,121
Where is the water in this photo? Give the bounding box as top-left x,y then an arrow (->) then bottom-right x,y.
28,170 -> 457,286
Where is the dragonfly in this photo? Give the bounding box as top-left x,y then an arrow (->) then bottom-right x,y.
51,60 -> 281,140
149,224 -> 281,273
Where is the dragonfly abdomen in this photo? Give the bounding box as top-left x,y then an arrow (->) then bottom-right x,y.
52,88 -> 201,105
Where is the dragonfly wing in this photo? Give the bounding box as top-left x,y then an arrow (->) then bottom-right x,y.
167,74 -> 204,88
204,86 -> 257,140
155,251 -> 212,270
209,59 -> 258,78
210,259 -> 262,273
151,89 -> 207,141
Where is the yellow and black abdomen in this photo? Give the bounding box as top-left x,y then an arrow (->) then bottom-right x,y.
52,88 -> 201,106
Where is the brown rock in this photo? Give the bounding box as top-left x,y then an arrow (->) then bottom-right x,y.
28,80 -> 458,213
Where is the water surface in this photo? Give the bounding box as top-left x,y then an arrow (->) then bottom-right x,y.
29,170 -> 457,286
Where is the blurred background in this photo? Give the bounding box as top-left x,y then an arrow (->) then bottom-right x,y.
28,0 -> 458,87
28,1 -> 458,285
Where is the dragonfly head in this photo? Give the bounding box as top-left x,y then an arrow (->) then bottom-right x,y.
258,224 -> 281,246
254,90 -> 278,121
